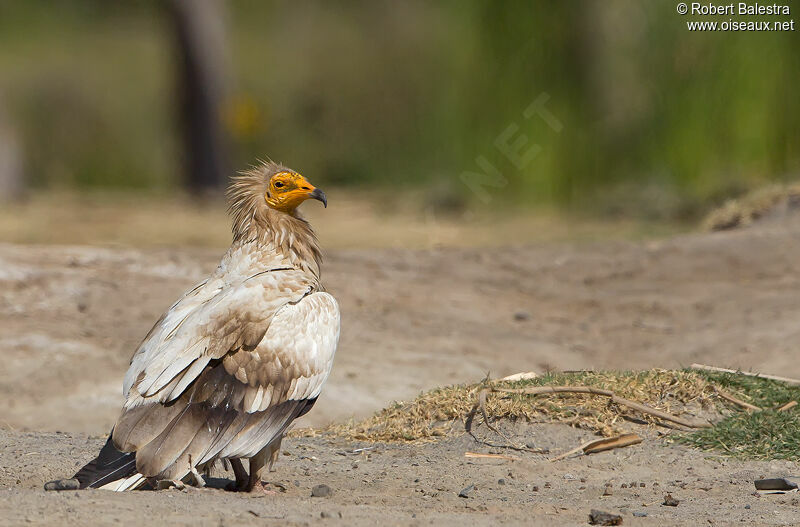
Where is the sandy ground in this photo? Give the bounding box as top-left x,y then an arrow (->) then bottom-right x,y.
2,215 -> 799,434
1,210 -> 800,524
1,423 -> 798,526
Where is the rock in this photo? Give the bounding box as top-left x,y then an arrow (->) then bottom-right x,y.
458,484 -> 475,498
744,505 -> 751,510
513,311 -> 530,321
43,479 -> 80,491
662,493 -> 680,506
320,511 -> 342,519
602,485 -> 613,496
633,511 -> 647,517
754,478 -> 799,491
588,509 -> 623,526
497,478 -> 506,485
311,484 -> 332,498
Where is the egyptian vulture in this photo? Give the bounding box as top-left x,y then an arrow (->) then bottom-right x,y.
57,161 -> 339,492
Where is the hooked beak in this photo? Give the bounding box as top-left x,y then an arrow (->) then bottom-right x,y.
309,188 -> 327,208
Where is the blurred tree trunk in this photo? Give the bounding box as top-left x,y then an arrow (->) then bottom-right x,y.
168,0 -> 230,193
0,95 -> 24,202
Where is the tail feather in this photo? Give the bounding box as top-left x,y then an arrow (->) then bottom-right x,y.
73,433 -> 138,489
98,472 -> 147,491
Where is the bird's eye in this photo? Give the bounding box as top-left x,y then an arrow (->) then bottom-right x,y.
274,181 -> 284,188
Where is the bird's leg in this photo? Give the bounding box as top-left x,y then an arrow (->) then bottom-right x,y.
186,455 -> 205,488
267,436 -> 282,472
189,466 -> 205,488
229,458 -> 249,491
247,447 -> 275,494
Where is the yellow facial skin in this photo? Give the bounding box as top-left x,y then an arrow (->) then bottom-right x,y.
265,171 -> 327,212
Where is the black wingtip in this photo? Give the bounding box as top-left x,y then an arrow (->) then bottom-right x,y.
72,432 -> 137,489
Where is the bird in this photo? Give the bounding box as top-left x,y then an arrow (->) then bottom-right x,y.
53,160 -> 339,492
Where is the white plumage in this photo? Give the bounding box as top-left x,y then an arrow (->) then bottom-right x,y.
68,161 -> 339,492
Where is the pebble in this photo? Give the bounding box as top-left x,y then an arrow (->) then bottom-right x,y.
633,511 -> 648,517
458,484 -> 475,498
744,505 -> 751,509
320,511 -> 342,519
43,479 -> 80,491
662,493 -> 680,507
588,509 -> 623,526
311,484 -> 332,498
513,311 -> 531,321
497,479 -> 506,485
602,486 -> 613,496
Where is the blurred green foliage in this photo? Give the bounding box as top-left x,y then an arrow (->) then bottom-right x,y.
0,1 -> 798,218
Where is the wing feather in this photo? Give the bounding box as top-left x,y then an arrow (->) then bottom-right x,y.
112,289 -> 339,481
124,269 -> 311,407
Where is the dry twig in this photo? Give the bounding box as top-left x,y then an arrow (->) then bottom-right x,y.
464,452 -> 517,461
551,433 -> 642,462
492,385 -> 712,429
715,387 -> 762,412
690,364 -> 800,386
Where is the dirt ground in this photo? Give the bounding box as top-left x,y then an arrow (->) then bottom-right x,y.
1,423 -> 798,526
1,206 -> 800,524
2,211 -> 799,434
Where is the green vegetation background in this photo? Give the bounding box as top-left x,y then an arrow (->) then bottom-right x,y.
1,1 -> 798,219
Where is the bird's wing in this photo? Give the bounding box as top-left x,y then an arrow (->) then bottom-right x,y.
122,268 -> 312,406
111,276 -> 339,480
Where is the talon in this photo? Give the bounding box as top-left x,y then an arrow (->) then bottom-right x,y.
250,480 -> 278,495
156,479 -> 186,491
189,466 -> 205,488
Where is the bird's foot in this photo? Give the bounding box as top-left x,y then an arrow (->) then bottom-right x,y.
248,480 -> 279,495
156,479 -> 186,491
188,466 -> 205,488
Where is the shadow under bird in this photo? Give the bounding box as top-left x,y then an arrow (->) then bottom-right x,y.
45,160 -> 339,492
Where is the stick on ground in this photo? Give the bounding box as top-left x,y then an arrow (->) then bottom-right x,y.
690,364 -> 800,386
551,433 -> 643,462
493,385 -> 712,429
715,387 -> 762,412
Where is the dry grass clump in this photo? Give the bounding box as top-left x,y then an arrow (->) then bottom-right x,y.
328,369 -> 723,442
703,182 -> 800,231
